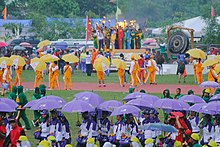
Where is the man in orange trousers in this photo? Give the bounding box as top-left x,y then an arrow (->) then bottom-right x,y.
50,61 -> 60,90
195,58 -> 203,84
14,65 -> 23,86
63,62 -> 72,90
34,70 -> 43,88
118,68 -> 125,87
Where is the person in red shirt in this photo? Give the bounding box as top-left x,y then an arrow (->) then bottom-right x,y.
8,119 -> 25,147
0,117 -> 6,147
138,54 -> 145,83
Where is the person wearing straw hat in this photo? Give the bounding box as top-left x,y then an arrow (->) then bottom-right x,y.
13,65 -> 23,86
63,62 -> 72,90
208,140 -> 218,147
2,64 -> 12,96
16,135 -> 31,147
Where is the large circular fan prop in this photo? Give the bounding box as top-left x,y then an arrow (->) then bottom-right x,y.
168,31 -> 189,54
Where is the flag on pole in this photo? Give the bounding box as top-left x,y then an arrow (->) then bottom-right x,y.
116,7 -> 122,21
211,6 -> 215,17
86,16 -> 92,42
2,6 -> 7,21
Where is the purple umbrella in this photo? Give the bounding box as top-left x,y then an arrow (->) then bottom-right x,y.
200,81 -> 219,88
30,99 -> 63,110
62,100 -> 94,112
140,95 -> 159,104
123,92 -> 147,101
189,103 -> 206,112
98,100 -> 123,111
126,99 -> 154,108
74,92 -> 103,107
110,105 -> 141,116
179,95 -> 205,103
209,94 -> 220,102
23,100 -> 39,108
0,98 -> 18,109
55,41 -> 68,50
154,99 -> 189,110
40,95 -> 66,106
0,103 -> 15,112
203,101 -> 220,112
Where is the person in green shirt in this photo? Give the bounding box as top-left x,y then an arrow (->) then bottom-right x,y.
201,89 -> 211,103
8,86 -> 17,101
190,133 -> 201,147
31,87 -> 41,127
16,86 -> 31,130
214,88 -> 220,95
162,89 -> 173,99
188,89 -> 194,95
174,88 -> 183,99
39,84 -> 46,97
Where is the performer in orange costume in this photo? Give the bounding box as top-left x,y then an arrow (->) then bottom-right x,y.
146,55 -> 158,84
34,70 -> 43,88
97,70 -> 105,87
63,62 -> 72,90
208,64 -> 217,94
2,65 -> 12,95
50,61 -> 60,89
49,62 -> 53,88
92,49 -> 97,65
118,68 -> 125,87
130,56 -> 139,87
13,65 -> 23,86
192,58 -> 198,84
0,68 -> 3,83
195,58 -> 203,84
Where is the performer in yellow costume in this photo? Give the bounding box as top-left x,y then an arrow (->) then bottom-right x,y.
34,70 -> 43,88
50,61 -> 60,89
14,65 -> 23,86
63,62 -> 72,90
195,58 -> 203,84
118,68 -> 125,87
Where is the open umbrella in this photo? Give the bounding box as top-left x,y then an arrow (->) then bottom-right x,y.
186,48 -> 206,59
202,101 -> 220,112
30,57 -> 46,71
55,41 -> 68,50
140,123 -> 178,133
179,95 -> 205,103
209,94 -> 220,101
74,91 -> 103,107
37,40 -> 51,48
215,64 -> 220,74
13,45 -> 26,51
23,99 -> 38,108
20,42 -> 32,48
40,95 -> 66,106
93,57 -> 110,72
126,98 -> 154,108
0,57 -> 12,68
10,55 -> 26,66
154,99 -> 189,110
202,59 -> 218,67
0,102 -> 15,112
200,81 -> 219,88
189,103 -> 206,112
110,105 -> 141,116
112,59 -> 127,69
98,100 -> 123,111
62,54 -> 79,63
0,42 -> 8,48
123,92 -> 148,102
40,54 -> 59,63
0,98 -> 18,109
62,100 -> 94,112
30,99 -> 63,110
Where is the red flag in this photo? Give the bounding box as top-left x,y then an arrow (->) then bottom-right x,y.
2,7 -> 7,21
86,16 -> 92,42
212,6 -> 215,17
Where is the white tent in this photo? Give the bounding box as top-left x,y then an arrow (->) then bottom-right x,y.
152,16 -> 220,37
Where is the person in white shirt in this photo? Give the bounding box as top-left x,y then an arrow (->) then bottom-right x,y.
86,51 -> 92,76
97,30 -> 104,51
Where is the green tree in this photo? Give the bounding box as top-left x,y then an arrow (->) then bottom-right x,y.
3,23 -> 22,38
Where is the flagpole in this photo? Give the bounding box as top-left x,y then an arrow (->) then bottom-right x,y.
86,15 -> 88,47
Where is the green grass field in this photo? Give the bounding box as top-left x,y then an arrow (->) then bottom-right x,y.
19,70 -> 208,85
